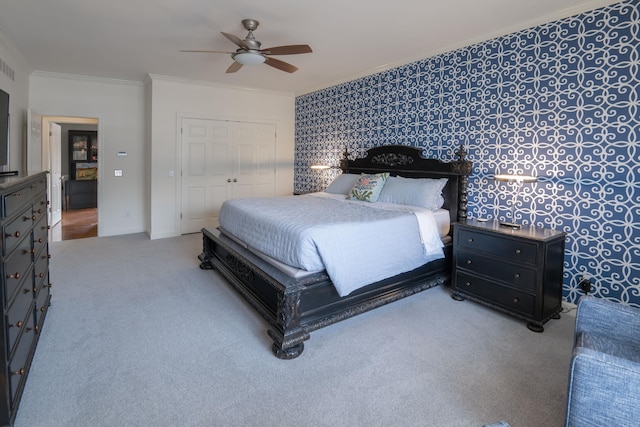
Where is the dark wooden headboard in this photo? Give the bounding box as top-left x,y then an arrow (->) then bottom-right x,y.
340,145 -> 473,224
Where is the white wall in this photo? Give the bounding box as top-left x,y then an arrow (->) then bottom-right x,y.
29,73 -> 146,237
0,29 -> 32,172
146,75 -> 295,239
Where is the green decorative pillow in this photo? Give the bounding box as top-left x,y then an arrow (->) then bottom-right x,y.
348,172 -> 389,202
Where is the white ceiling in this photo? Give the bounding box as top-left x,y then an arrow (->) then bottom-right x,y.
0,0 -> 621,95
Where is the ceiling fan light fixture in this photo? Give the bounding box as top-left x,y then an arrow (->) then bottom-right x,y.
232,52 -> 266,65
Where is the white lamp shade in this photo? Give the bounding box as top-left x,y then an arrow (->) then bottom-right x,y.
232,52 -> 266,65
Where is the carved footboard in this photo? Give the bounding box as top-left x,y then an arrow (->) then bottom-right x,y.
200,227 -> 451,359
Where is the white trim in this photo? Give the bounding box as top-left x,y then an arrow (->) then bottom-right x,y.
31,71 -> 143,87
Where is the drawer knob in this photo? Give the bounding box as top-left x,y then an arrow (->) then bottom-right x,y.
466,260 -> 472,265
513,297 -> 520,303
515,249 -> 522,254
514,273 -> 520,278
31,215 -> 37,221
8,272 -> 20,280
467,238 -> 474,243
465,281 -> 471,287
37,272 -> 44,278
12,368 -> 25,376
23,288 -> 31,295
11,320 -> 23,328
46,283 -> 53,289
7,230 -> 20,238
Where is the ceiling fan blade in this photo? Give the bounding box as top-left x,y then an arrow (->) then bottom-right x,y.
221,32 -> 248,49
262,45 -> 312,55
226,61 -> 244,73
264,56 -> 298,73
180,50 -> 234,54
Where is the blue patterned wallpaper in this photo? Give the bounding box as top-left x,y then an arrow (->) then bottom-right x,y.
294,1 -> 640,306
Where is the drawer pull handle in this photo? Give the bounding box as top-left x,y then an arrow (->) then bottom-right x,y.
37,273 -> 44,278
37,209 -> 43,214
515,249 -> 522,254
467,238 -> 474,243
466,260 -> 472,265
465,282 -> 472,287
8,272 -> 20,280
31,215 -> 37,221
11,193 -> 22,198
12,368 -> 25,376
46,283 -> 53,289
514,273 -> 520,278
513,297 -> 520,303
39,306 -> 46,312
23,288 -> 31,294
35,238 -> 43,244
11,321 -> 23,328
7,230 -> 20,238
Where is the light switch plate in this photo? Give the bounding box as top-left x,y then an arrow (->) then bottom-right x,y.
114,169 -> 123,177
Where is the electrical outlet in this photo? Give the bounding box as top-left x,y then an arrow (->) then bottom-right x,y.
580,278 -> 592,293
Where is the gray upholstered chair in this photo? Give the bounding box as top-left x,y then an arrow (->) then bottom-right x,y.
565,295 -> 640,426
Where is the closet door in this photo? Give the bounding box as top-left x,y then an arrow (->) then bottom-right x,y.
232,122 -> 276,200
181,118 -> 232,234
180,118 -> 276,234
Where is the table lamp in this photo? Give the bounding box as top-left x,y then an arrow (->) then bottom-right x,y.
494,173 -> 537,229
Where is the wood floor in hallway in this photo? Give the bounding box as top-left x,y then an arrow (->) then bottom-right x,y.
61,208 -> 97,240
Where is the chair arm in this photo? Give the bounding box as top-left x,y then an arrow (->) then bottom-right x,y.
575,296 -> 640,345
566,346 -> 640,427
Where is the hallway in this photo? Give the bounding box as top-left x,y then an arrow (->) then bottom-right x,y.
50,208 -> 97,241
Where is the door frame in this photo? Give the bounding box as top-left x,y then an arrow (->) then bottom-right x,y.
28,112 -> 101,239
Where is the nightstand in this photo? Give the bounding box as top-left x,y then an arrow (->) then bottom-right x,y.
451,219 -> 566,332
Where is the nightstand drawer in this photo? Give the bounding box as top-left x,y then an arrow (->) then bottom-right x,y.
455,271 -> 535,317
458,228 -> 538,264
456,249 -> 537,291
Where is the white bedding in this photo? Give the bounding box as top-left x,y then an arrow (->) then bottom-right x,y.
218,192 -> 446,297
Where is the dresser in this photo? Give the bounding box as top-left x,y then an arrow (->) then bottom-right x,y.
451,219 -> 566,332
0,172 -> 51,425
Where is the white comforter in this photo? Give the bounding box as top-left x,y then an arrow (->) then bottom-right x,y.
218,193 -> 444,297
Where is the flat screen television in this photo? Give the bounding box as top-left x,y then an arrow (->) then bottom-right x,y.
0,88 -> 9,168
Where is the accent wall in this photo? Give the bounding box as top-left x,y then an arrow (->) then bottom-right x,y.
294,0 -> 640,306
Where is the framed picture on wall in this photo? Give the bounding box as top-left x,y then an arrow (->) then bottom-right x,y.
71,136 -> 88,161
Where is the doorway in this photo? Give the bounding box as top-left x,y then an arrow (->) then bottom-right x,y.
44,117 -> 99,242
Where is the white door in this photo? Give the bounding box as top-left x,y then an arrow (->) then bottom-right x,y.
180,118 -> 276,234
181,118 -> 233,234
49,123 -> 62,226
233,122 -> 276,199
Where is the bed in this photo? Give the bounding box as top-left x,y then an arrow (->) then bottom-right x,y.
199,145 -> 472,359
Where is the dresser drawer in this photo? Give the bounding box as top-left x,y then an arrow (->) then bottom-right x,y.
456,249 -> 537,291
455,271 -> 535,317
2,206 -> 33,257
3,184 -> 38,220
458,228 -> 538,264
35,282 -> 51,329
32,216 -> 48,256
6,287 -> 34,357
8,317 -> 36,404
4,238 -> 33,305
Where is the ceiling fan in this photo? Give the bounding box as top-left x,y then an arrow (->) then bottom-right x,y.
181,19 -> 312,74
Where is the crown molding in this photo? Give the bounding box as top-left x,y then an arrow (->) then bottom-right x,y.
30,71 -> 144,87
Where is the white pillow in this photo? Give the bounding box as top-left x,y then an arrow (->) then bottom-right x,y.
378,176 -> 448,210
325,173 -> 360,195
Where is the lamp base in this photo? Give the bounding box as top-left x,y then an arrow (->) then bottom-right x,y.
499,221 -> 521,229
